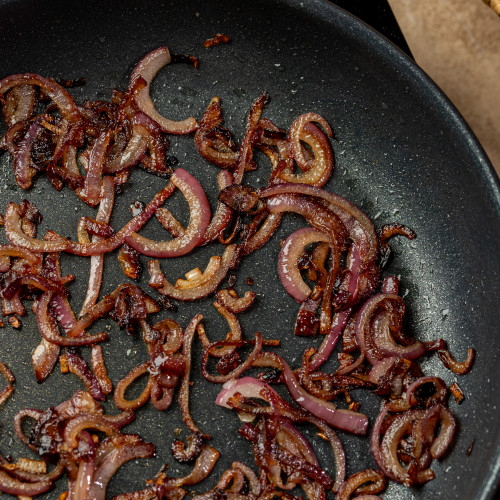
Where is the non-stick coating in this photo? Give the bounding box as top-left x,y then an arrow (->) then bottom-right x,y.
0,0 -> 499,498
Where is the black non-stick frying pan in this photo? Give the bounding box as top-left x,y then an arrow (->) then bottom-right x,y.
1,0 -> 500,498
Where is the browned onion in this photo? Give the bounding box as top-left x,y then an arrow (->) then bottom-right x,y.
179,315 -> 210,439
201,332 -> 263,383
0,469 -> 53,497
79,175 -> 115,317
114,362 -> 152,411
130,46 -> 197,134
155,243 -> 238,301
2,84 -> 36,127
438,347 -> 475,375
125,168 -> 211,257
233,92 -> 270,184
194,96 -> 239,169
278,227 -> 330,303
336,468 -> 387,500
0,73 -> 82,122
215,288 -> 256,314
0,54 -> 474,500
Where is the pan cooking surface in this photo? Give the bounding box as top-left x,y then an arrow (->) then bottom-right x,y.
1,0 -> 500,498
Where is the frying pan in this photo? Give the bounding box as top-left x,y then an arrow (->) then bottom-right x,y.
1,0 -> 500,498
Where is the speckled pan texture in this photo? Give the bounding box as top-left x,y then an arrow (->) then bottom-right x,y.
0,0 -> 499,498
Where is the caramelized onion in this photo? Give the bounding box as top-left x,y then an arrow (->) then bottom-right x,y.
2,84 -> 36,127
125,168 -> 211,257
0,54 -> 473,499
215,288 -> 256,314
278,227 -> 330,303
279,356 -> 368,435
130,46 -> 197,134
438,347 -> 475,375
356,293 -> 425,365
0,73 -> 81,122
155,244 -> 238,301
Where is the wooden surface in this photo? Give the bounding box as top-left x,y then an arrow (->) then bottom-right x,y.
388,0 -> 500,176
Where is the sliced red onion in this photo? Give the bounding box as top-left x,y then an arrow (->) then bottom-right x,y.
356,293 -> 425,365
0,73 -> 81,121
4,202 -> 69,252
194,96 -> 239,170
336,468 -> 387,500
241,212 -> 283,256
278,227 -> 330,303
50,294 -> 80,334
308,309 -> 351,373
259,182 -> 378,269
201,170 -> 234,244
2,294 -> 25,316
70,431 -> 95,500
201,332 -> 263,384
170,445 -> 220,488
277,418 -> 320,473
114,362 -> 152,411
147,259 -> 165,289
64,414 -> 122,450
31,338 -> 60,382
279,356 -> 368,435
80,130 -> 112,206
282,117 -> 334,187
216,376 -> 280,408
155,205 -> 185,237
87,436 -> 155,500
0,244 -> 41,265
265,195 -> 348,276
379,409 -> 431,485
12,121 -> 41,189
0,384 -> 14,405
91,345 -> 113,395
2,84 -> 36,126
179,314 -> 210,439
382,275 -> 399,294
37,292 -> 108,346
373,312 -> 425,359
405,376 -> 447,407
233,92 -> 269,184
288,113 -> 332,170
215,288 -> 256,314
103,115 -> 149,174
155,243 -> 238,301
294,292 -> 321,336
208,301 -> 243,358
0,459 -> 64,484
125,168 -> 211,257
335,352 -> 366,377
130,47 -> 197,134
368,356 -> 400,385
79,176 -> 115,317
5,180 -> 176,255
438,347 -> 475,375
66,348 -> 106,402
0,469 -> 53,496
421,404 -> 456,459
307,245 -> 361,371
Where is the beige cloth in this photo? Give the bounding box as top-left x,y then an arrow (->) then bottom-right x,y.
387,0 -> 500,176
